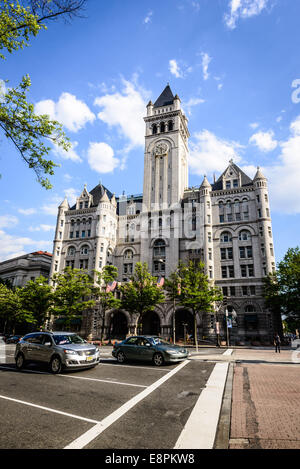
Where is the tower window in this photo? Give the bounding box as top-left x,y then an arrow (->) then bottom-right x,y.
160,122 -> 165,133
168,120 -> 173,131
152,124 -> 157,135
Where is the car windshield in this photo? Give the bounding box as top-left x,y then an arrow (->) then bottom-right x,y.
148,337 -> 171,346
53,334 -> 85,345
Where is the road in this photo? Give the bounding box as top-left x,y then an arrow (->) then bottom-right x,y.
0,344 -> 225,450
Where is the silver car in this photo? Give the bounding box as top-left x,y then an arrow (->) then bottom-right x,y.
15,331 -> 100,373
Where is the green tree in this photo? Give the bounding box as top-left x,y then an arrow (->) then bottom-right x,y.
120,262 -> 165,335
166,261 -> 223,351
0,283 -> 34,333
20,275 -> 53,329
51,267 -> 95,328
93,265 -> 121,341
0,0 -> 86,188
264,247 -> 300,333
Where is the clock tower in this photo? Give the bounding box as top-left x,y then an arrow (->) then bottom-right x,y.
142,85 -> 189,211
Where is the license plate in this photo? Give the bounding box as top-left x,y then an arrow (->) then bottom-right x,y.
86,356 -> 94,361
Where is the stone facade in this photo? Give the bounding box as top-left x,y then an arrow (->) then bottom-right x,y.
49,85 -> 281,344
0,251 -> 52,287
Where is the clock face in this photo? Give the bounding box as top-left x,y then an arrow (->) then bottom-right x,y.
154,142 -> 168,157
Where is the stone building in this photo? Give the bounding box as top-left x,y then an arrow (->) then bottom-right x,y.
49,85 -> 281,344
0,251 -> 52,287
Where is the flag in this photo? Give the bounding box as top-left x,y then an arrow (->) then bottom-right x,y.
157,276 -> 165,288
106,280 -> 117,293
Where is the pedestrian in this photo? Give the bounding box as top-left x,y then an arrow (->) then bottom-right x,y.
274,333 -> 281,353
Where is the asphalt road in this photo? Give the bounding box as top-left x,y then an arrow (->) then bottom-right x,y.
0,345 -> 225,450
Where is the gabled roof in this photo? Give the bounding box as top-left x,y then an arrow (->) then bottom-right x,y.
153,85 -> 175,108
69,183 -> 114,210
211,162 -> 253,191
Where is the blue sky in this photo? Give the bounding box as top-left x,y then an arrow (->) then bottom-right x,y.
0,0 -> 300,262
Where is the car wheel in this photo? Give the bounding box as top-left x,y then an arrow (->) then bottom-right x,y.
153,352 -> 164,367
117,351 -> 126,364
15,353 -> 25,370
50,356 -> 62,374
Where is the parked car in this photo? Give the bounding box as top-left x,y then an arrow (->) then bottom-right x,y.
112,335 -> 189,366
6,335 -> 22,344
15,331 -> 100,373
291,338 -> 300,349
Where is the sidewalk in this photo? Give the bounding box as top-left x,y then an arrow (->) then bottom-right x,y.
229,348 -> 300,449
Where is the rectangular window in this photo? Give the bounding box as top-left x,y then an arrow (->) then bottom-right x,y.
235,213 -> 241,221
242,286 -> 248,296
82,231 -> 85,238
266,208 -> 270,217
227,214 -> 233,222
228,266 -> 235,278
226,181 -> 231,189
222,286 -> 228,296
70,232 -> 73,239
268,227 -> 272,237
230,286 -> 236,296
208,248 -> 212,261
250,286 -> 256,295
219,214 -> 225,223
227,247 -> 233,260
209,266 -> 213,279
247,246 -> 253,258
233,179 -> 238,188
239,247 -> 246,259
221,266 -> 227,278
258,209 -> 261,218
248,265 -> 254,277
241,265 -> 247,278
221,248 -> 226,260
208,232 -> 212,243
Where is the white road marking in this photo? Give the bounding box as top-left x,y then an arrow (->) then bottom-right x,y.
0,394 -> 100,424
174,362 -> 229,449
223,349 -> 233,356
64,359 -> 190,449
58,374 -> 147,388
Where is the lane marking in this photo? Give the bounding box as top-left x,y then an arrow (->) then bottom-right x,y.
0,394 -> 100,424
223,349 -> 233,356
174,362 -> 229,449
0,365 -> 147,387
64,359 -> 190,449
58,374 -> 147,388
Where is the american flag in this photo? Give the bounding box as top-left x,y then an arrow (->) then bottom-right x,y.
157,276 -> 165,288
106,280 -> 117,293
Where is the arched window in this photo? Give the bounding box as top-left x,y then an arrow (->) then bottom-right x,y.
160,122 -> 165,133
239,230 -> 251,241
153,239 -> 166,258
80,245 -> 89,255
168,120 -> 173,131
124,249 -> 133,259
67,246 -> 76,256
220,231 -> 232,243
152,124 -> 157,135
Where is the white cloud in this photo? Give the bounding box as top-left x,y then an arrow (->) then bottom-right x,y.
87,142 -> 120,174
182,97 -> 205,115
169,59 -> 183,79
189,130 -> 243,176
249,122 -> 259,129
249,130 -> 278,152
0,215 -> 18,229
64,187 -> 79,206
35,92 -> 96,133
52,140 -> 82,163
29,224 -> 55,232
94,78 -> 149,151
201,52 -> 212,80
0,230 -> 51,262
224,0 -> 269,30
18,208 -> 37,216
41,195 -> 62,216
143,10 -> 153,24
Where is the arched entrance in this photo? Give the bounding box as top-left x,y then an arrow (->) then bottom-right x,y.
141,311 -> 161,336
109,311 -> 128,340
175,309 -> 194,341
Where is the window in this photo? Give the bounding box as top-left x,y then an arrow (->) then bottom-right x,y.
76,231 -> 79,238
233,179 -> 238,188
239,230 -> 251,241
168,120 -> 173,131
226,181 -> 231,189
222,265 -> 234,278
221,248 -> 233,260
270,244 -> 274,256
268,226 -> 272,238
242,286 -> 248,296
152,124 -> 157,135
82,231 -> 86,238
220,231 -> 232,243
230,286 -> 236,296
208,248 -> 212,261
208,232 -> 212,243
266,208 -> 270,217
209,266 -> 213,279
124,249 -> 134,259
70,231 -> 74,239
80,245 -> 89,255
241,264 -> 254,277
153,239 -> 166,258
222,286 -> 228,296
219,214 -> 225,223
67,246 -> 76,256
123,263 -> 133,274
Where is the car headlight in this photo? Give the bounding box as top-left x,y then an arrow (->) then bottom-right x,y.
166,349 -> 179,355
63,349 -> 76,355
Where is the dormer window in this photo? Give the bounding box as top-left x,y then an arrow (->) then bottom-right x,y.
233,179 -> 238,188
226,181 -> 231,189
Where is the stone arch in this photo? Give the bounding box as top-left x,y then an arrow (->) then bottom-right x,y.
141,310 -> 161,336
